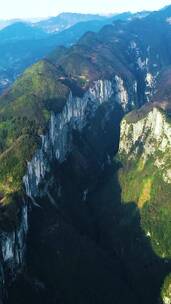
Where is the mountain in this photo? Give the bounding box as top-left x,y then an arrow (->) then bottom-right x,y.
119,103 -> 171,256
34,11 -> 151,34
0,22 -> 48,42
0,11 -> 149,94
0,18 -> 45,31
0,5 -> 171,304
118,102 -> 171,304
0,11 -> 148,33
34,12 -> 106,33
0,19 -> 20,30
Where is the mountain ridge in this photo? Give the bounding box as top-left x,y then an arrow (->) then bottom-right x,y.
0,5 -> 171,304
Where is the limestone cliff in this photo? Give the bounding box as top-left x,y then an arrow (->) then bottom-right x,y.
119,107 -> 171,184
119,105 -> 171,258
0,73 -> 136,299
0,201 -> 28,298
23,77 -> 136,199
1,6 -> 171,302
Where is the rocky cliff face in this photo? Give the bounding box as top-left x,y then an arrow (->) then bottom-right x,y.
1,5 -> 171,303
118,105 -> 171,303
119,107 -> 171,184
0,201 -> 28,298
119,105 -> 171,259
23,77 -> 136,199
0,75 -> 136,300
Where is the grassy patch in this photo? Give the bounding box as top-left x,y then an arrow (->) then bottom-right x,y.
138,178 -> 152,208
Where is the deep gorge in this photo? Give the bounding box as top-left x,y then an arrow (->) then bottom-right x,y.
0,6 -> 171,303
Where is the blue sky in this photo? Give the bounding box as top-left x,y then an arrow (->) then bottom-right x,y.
0,0 -> 171,20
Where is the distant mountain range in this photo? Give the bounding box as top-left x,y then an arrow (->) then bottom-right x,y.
0,22 -> 48,42
34,12 -> 107,33
0,11 -> 149,93
0,12 -> 121,32
0,11 -> 150,32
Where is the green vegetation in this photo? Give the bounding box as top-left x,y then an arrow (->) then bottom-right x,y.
119,134 -> 171,259
0,59 -> 70,229
0,23 -> 137,224
0,60 -> 69,117
0,135 -> 40,195
161,273 -> 171,304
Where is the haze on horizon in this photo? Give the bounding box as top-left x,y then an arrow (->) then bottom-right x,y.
0,0 -> 171,20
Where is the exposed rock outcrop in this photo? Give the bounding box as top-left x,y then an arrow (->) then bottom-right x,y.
118,105 -> 171,259
23,78 -> 136,198
0,201 -> 28,298
119,107 -> 171,183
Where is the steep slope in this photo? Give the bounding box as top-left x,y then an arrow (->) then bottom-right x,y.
118,104 -> 171,303
0,24 -> 138,301
0,60 -> 71,298
0,60 -> 69,195
119,105 -> 171,258
0,6 -> 171,304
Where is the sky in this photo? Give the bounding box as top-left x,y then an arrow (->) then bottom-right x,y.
0,0 -> 171,20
